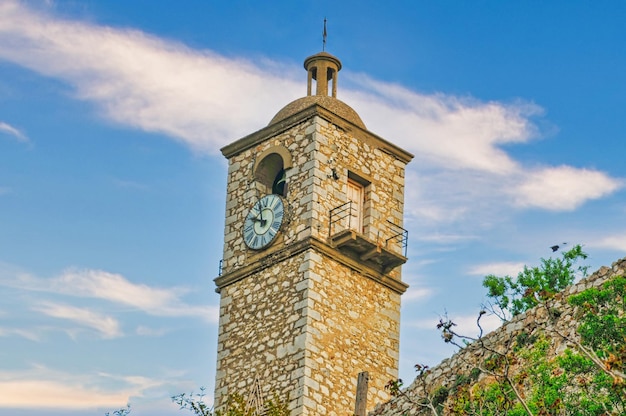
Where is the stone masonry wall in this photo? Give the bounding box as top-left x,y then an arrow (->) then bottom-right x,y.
369,256 -> 626,415
214,252 -> 309,410
303,250 -> 401,414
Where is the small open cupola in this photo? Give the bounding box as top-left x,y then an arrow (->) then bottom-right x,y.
304,52 -> 342,98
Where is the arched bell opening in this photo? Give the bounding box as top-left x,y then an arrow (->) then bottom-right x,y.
253,146 -> 292,197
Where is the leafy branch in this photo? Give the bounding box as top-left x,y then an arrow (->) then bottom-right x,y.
482,244 -> 588,321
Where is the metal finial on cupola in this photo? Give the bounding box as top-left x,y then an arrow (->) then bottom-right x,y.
323,18 -> 327,51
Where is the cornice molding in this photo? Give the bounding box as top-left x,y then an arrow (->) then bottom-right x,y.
214,236 -> 408,295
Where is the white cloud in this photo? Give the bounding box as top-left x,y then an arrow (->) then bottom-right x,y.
51,268 -> 185,311
33,302 -> 122,339
52,268 -> 218,321
468,261 -> 526,277
0,121 -> 28,142
0,366 -> 161,410
513,166 -> 623,211
0,2 -> 561,174
1,267 -> 218,323
0,1 -> 539,169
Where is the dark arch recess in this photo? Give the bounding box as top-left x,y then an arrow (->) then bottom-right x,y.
253,146 -> 292,196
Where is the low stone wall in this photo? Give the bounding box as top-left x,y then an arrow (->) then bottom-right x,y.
370,256 -> 626,415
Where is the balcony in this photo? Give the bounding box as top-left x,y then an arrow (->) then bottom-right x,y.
328,202 -> 408,274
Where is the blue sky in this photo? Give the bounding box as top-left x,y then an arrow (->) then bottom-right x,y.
0,1 -> 625,415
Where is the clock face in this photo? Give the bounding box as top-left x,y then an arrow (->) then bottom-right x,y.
243,194 -> 284,250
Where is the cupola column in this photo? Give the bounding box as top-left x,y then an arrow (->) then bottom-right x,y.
307,67 -> 313,96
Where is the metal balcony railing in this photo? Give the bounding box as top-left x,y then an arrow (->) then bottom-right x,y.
328,201 -> 356,237
385,220 -> 409,258
328,203 -> 409,258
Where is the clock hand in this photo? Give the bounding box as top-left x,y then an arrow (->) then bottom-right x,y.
258,204 -> 267,226
251,214 -> 267,226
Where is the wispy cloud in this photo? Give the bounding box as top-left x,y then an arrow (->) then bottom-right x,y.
0,120 -> 28,142
33,302 -> 122,339
52,268 -> 184,309
2,267 -> 218,323
53,268 -> 218,321
0,326 -> 41,341
0,0 -> 621,225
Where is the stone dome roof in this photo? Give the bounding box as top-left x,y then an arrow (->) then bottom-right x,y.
268,50 -> 366,129
268,95 -> 366,129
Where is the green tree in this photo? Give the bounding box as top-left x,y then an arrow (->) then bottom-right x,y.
482,244 -> 588,320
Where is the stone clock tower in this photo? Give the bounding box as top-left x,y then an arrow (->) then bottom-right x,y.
214,50 -> 413,415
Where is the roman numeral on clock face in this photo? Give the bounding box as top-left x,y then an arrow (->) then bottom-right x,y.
244,228 -> 254,245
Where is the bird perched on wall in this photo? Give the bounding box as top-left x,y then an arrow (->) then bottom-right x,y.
551,242 -> 567,252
